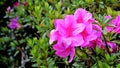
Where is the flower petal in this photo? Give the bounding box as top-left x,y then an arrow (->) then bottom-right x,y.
107,42 -> 118,53
55,46 -> 71,58
72,35 -> 84,46
49,29 -> 59,44
69,47 -> 75,63
73,23 -> 85,35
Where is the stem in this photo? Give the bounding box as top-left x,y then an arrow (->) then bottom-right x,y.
12,30 -> 26,55
38,63 -> 41,68
41,48 -> 48,68
102,33 -> 111,55
12,30 -> 29,68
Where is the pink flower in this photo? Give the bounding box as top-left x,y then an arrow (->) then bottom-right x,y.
74,8 -> 99,47
50,8 -> 103,62
74,8 -> 95,24
87,24 -> 103,48
50,15 -> 85,62
107,42 -> 118,53
104,15 -> 112,19
105,15 -> 120,33
50,15 -> 84,46
23,1 -> 27,6
7,6 -> 11,14
105,15 -> 114,32
8,17 -> 21,29
53,42 -> 75,63
113,15 -> 120,33
14,2 -> 20,7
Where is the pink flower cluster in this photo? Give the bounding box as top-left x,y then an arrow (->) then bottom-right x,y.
8,17 -> 21,29
7,1 -> 27,29
50,8 -> 119,63
7,1 -> 27,14
50,8 -> 103,62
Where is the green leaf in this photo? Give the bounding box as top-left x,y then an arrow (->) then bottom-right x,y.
107,7 -> 112,15
32,63 -> 38,67
98,61 -> 110,68
116,64 -> 120,68
91,63 -> 97,68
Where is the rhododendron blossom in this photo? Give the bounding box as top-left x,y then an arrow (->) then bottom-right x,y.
107,42 -> 118,53
87,24 -> 103,48
49,8 -> 119,63
8,17 -> 21,29
53,42 -> 75,62
105,15 -> 112,19
49,8 -> 102,62
105,15 -> 120,33
7,6 -> 11,14
74,8 -> 95,24
74,8 -> 101,47
14,2 -> 20,7
23,1 -> 27,6
50,15 -> 85,62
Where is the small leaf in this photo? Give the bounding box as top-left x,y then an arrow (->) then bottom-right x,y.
107,7 -> 112,15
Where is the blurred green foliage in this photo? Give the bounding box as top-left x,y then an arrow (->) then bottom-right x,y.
0,0 -> 120,68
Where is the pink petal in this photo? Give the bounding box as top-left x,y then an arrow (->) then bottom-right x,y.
62,38 -> 72,48
86,34 -> 97,41
96,38 -> 103,48
64,15 -> 76,28
74,8 -> 86,23
73,23 -> 85,35
74,8 -> 93,23
14,2 -> 20,7
93,24 -> 102,32
112,15 -> 120,26
107,42 -> 118,53
53,43 -> 65,51
49,29 -> 59,44
55,46 -> 71,58
81,41 -> 90,47
7,6 -> 11,13
85,24 -> 93,34
106,26 -> 114,32
72,35 -> 84,46
104,15 -> 112,19
54,19 -> 66,36
84,13 -> 93,23
54,19 -> 64,29
114,27 -> 120,33
69,47 -> 75,63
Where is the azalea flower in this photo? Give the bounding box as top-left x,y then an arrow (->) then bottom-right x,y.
74,8 -> 99,47
23,1 -> 27,6
50,15 -> 85,46
7,6 -> 11,14
105,15 -> 120,33
87,24 -> 103,48
74,8 -> 95,24
50,15 -> 84,62
14,2 -> 20,7
107,42 -> 118,53
104,15 -> 112,19
8,17 -> 21,29
53,42 -> 75,63
113,15 -> 120,33
49,8 -> 104,62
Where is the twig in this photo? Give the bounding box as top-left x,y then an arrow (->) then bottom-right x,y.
102,33 -> 111,55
